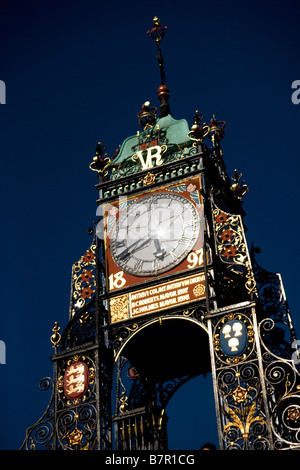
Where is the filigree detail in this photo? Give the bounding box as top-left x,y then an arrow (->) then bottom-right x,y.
20,378 -> 54,450
252,251 -> 297,362
70,244 -> 97,319
57,406 -> 97,450
110,294 -> 129,323
212,201 -> 257,295
215,358 -> 271,450
222,395 -> 266,447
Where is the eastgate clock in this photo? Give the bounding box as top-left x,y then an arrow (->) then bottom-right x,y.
109,192 -> 200,277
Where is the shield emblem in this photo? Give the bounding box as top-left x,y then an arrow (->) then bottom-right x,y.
220,320 -> 248,357
63,361 -> 89,400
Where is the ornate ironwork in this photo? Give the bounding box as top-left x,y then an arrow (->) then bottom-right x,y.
210,307 -> 273,450
230,169 -> 249,201
60,303 -> 96,351
252,248 -> 297,360
21,16 -> 300,452
20,378 -> 55,450
55,353 -> 98,450
69,243 -> 97,320
211,196 -> 257,298
249,249 -> 300,449
112,354 -> 199,450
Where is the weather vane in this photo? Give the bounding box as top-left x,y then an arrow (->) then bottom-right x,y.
147,16 -> 168,85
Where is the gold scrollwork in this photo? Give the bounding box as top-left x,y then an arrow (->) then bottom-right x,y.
212,204 -> 257,295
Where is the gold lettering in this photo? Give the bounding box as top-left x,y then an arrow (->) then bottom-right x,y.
133,146 -> 163,170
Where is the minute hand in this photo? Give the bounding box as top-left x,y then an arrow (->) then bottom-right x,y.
119,237 -> 152,260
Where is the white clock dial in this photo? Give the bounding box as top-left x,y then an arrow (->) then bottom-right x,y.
109,192 -> 200,276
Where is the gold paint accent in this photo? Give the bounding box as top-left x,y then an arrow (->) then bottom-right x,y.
141,171 -> 156,186
70,244 -> 97,318
126,323 -> 139,332
287,407 -> 300,423
119,391 -> 128,413
30,438 -> 36,450
110,294 -> 129,323
183,309 -> 196,317
67,427 -> 84,447
232,385 -> 248,403
57,375 -> 64,393
222,399 -> 265,442
193,283 -> 205,297
50,322 -> 61,348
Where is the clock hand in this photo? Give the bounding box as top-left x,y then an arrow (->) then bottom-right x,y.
153,238 -> 166,260
119,237 -> 152,260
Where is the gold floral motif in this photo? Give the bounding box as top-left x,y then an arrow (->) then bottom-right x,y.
193,283 -> 205,297
232,385 -> 248,403
213,204 -> 257,295
287,407 -> 300,423
67,427 -> 84,447
70,244 -> 97,318
141,172 -> 156,186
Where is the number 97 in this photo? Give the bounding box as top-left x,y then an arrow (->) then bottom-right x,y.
187,249 -> 203,269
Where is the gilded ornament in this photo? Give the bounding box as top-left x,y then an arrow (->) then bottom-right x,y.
119,392 -> 128,413
70,244 -> 97,318
232,385 -> 248,403
193,284 -> 205,297
50,322 -> 61,349
110,294 -> 129,323
213,202 -> 257,295
141,172 -> 156,186
287,407 -> 300,423
222,400 -> 265,443
67,427 -> 84,447
230,169 -> 249,201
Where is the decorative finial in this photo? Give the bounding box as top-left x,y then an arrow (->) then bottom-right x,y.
50,321 -> 61,349
208,115 -> 226,144
89,142 -> 111,181
187,110 -> 210,145
147,16 -> 168,85
230,169 -> 249,200
147,17 -> 171,118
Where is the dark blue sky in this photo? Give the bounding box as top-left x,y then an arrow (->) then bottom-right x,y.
0,0 -> 299,450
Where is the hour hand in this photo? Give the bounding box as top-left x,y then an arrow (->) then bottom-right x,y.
153,239 -> 166,260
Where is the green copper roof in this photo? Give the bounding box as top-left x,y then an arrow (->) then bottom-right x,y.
113,114 -> 191,164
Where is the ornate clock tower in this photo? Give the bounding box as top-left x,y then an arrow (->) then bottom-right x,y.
21,18 -> 300,451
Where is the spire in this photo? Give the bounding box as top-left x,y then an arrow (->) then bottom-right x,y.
147,16 -> 171,118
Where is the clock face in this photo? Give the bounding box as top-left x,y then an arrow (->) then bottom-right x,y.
109,192 -> 200,277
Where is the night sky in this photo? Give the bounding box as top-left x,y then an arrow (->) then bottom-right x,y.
0,0 -> 299,450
